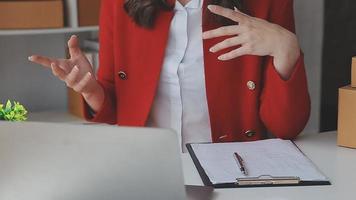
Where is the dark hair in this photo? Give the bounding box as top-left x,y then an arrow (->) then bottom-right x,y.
124,0 -> 244,28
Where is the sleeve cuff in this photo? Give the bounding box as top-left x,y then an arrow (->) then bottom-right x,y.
268,52 -> 305,86
260,52 -> 310,139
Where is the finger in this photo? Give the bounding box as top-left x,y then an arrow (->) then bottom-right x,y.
218,46 -> 249,61
203,25 -> 242,39
50,63 -> 67,80
56,59 -> 72,74
65,65 -> 80,87
28,55 -> 55,68
210,36 -> 246,53
73,72 -> 92,93
68,35 -> 82,58
233,6 -> 249,17
207,5 -> 246,23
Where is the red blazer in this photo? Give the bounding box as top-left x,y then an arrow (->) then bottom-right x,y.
84,0 -> 311,143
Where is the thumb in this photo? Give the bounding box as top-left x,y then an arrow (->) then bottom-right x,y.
68,35 -> 82,58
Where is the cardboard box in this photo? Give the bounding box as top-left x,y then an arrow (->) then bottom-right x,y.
0,0 -> 64,29
337,86 -> 356,148
67,87 -> 85,118
78,0 -> 101,26
351,57 -> 356,87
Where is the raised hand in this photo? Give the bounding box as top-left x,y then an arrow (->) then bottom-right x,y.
203,5 -> 300,80
29,35 -> 104,112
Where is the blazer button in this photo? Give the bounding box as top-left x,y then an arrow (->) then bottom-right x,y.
218,134 -> 228,141
245,130 -> 256,138
247,81 -> 256,90
118,71 -> 127,80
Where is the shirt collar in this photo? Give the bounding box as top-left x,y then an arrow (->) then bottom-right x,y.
175,0 -> 203,10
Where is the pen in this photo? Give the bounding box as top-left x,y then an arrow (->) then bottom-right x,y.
233,152 -> 248,176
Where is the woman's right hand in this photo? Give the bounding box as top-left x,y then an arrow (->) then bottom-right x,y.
28,35 -> 104,113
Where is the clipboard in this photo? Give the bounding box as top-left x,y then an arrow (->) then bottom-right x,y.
186,141 -> 331,188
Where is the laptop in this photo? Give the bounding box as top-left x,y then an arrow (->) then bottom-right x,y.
0,121 -> 206,200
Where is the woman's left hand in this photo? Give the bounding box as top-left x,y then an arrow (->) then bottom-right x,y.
203,5 -> 300,80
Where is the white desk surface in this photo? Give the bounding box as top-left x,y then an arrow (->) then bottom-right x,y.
26,112 -> 356,200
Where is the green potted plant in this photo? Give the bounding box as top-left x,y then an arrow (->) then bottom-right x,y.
0,100 -> 28,121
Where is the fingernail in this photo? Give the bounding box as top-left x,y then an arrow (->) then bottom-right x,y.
28,56 -> 33,61
87,72 -> 91,77
207,5 -> 213,10
218,56 -> 224,60
71,35 -> 77,39
74,65 -> 79,70
234,6 -> 238,11
209,48 -> 215,52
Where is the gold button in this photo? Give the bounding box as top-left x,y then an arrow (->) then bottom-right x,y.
218,135 -> 228,141
245,130 -> 256,137
118,71 -> 127,80
247,81 -> 256,90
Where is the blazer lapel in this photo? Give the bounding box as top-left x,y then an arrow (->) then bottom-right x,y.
131,3 -> 175,78
124,3 -> 175,125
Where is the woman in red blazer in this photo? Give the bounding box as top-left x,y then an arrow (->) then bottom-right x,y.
29,0 -> 310,144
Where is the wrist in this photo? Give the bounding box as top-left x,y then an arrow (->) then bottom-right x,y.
82,82 -> 105,112
272,33 -> 300,80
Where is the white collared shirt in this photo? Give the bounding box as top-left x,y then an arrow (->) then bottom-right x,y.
147,0 -> 212,152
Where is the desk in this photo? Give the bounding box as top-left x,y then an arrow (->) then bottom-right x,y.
26,112 -> 356,199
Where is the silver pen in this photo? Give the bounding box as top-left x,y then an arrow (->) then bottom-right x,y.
233,152 -> 248,176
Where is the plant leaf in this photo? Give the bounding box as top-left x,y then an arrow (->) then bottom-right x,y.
0,100 -> 28,121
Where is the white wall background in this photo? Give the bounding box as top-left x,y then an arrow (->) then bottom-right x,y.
294,0 -> 324,133
0,32 -> 93,112
0,35 -> 68,112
